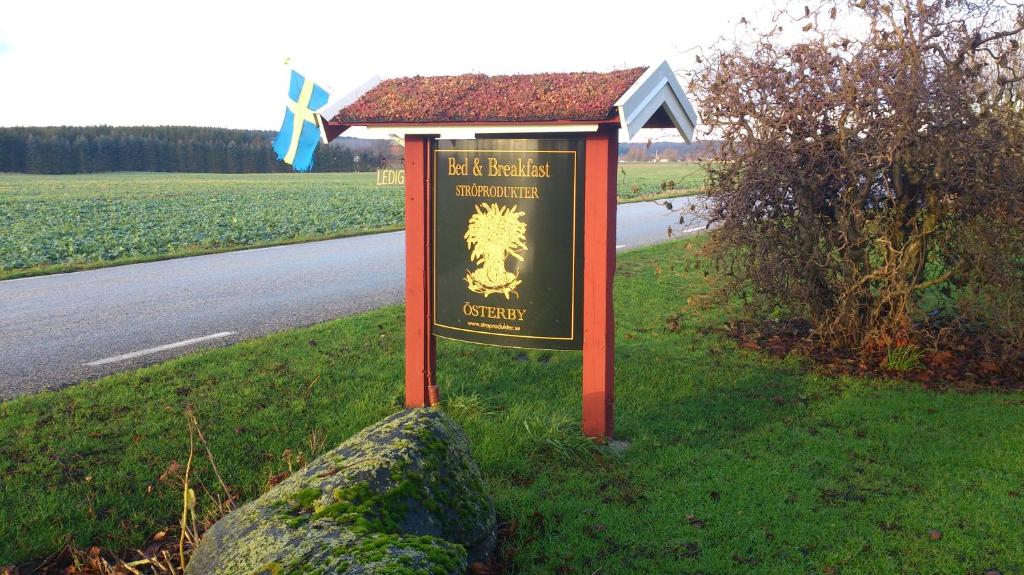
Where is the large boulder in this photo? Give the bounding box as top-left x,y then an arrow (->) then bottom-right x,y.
185,409 -> 495,575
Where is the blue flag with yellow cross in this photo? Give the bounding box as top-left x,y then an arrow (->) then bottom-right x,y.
273,70 -> 330,172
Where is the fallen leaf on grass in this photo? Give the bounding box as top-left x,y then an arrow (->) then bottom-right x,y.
687,514 -> 705,528
913,371 -> 932,383
158,461 -> 180,483
497,520 -> 517,537
929,350 -> 954,368
928,529 -> 943,540
666,315 -> 682,332
668,540 -> 700,559
979,360 -> 1000,374
267,470 -> 290,487
316,467 -> 341,478
732,553 -> 759,566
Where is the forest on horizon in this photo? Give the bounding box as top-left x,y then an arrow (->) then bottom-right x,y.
0,126 -> 389,174
0,126 -> 710,174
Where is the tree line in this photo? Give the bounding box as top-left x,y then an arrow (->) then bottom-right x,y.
618,141 -> 714,162
0,126 -> 386,174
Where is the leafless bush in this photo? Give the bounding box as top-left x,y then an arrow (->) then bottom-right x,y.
690,0 -> 1024,355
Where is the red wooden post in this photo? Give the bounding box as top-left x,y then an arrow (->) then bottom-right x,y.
404,135 -> 438,407
582,126 -> 618,440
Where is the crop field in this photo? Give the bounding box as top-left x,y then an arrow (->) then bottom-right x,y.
616,161 -> 706,201
0,173 -> 402,278
0,164 -> 705,278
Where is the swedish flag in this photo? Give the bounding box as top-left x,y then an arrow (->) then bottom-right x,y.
273,70 -> 330,172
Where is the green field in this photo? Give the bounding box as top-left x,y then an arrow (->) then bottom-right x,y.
616,161 -> 706,201
0,173 -> 400,279
0,165 -> 705,279
2,238 -> 1021,573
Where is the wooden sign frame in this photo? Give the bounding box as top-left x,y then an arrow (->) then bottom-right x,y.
402,126 -> 618,440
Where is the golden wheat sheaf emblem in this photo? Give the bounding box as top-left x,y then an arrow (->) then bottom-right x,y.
464,203 -> 527,299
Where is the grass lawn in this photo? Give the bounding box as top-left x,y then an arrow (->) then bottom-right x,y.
0,164 -> 704,280
2,237 -> 1021,573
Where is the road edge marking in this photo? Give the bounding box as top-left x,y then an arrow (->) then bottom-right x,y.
84,332 -> 236,367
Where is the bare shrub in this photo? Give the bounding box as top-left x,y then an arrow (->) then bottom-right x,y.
690,0 -> 1024,355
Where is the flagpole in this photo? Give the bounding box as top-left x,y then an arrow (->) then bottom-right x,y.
281,57 -> 335,94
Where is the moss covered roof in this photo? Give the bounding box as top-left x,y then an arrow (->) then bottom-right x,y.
331,67 -> 646,125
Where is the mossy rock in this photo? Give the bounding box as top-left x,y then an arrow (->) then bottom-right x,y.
185,409 -> 495,575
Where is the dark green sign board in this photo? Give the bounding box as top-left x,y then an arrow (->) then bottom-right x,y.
432,139 -> 585,350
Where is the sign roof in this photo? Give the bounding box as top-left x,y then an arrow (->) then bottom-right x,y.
319,62 -> 698,142
332,68 -> 644,124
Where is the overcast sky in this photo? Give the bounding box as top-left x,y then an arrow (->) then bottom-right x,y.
0,0 -> 776,137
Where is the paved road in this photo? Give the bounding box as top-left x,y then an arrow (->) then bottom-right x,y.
0,195 -> 709,399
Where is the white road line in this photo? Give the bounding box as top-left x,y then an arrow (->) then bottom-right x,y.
234,244 -> 292,254
84,332 -> 236,367
0,273 -> 59,284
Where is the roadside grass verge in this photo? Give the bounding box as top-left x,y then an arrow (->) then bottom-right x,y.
0,166 -> 704,280
2,237 -> 1022,573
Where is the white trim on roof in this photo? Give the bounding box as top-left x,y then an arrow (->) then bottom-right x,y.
615,61 -> 699,142
317,75 -> 382,143
362,123 -> 601,140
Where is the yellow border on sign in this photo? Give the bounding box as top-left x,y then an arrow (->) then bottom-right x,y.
432,147 -> 579,342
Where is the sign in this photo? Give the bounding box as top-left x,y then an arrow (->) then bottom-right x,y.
376,169 -> 405,186
432,139 -> 584,350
